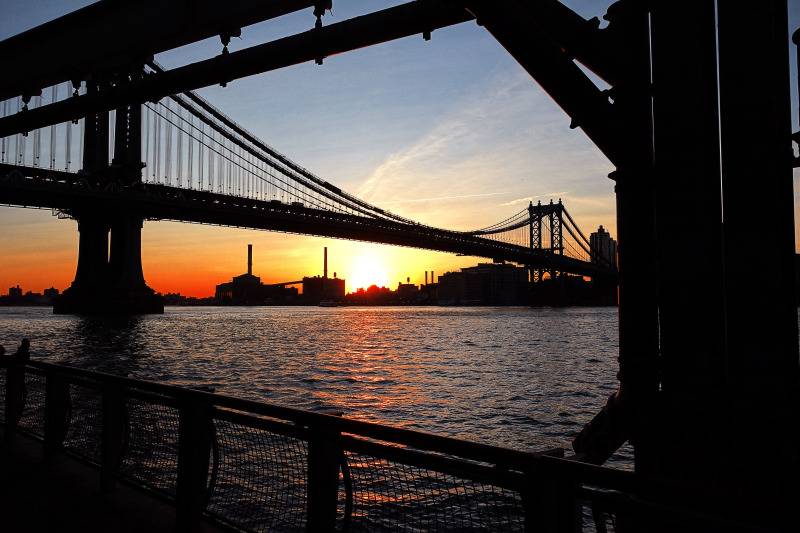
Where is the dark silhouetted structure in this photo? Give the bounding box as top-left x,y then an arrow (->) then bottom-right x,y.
438,263 -> 528,305
0,1 -> 796,530
214,245 -> 299,305
589,225 -> 617,270
302,247 -> 345,304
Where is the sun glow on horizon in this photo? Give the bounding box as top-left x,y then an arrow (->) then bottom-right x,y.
348,252 -> 391,292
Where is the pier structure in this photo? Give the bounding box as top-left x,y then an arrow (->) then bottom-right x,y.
53,86 -> 162,314
0,1 -> 796,531
0,358 -> 759,532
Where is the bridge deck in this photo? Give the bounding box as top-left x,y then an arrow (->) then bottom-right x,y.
0,430 -> 222,533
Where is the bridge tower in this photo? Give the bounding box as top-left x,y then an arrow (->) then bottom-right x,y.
54,75 -> 163,315
528,201 -> 543,282
528,199 -> 563,283
548,199 -> 564,280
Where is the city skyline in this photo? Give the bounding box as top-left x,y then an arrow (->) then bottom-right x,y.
0,0 -> 797,297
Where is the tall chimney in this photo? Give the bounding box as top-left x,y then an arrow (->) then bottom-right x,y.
432,271 -> 435,283
247,244 -> 253,275
324,247 -> 328,279
425,271 -> 428,285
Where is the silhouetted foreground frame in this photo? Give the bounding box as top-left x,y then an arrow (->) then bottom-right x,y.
0,361 -> 756,532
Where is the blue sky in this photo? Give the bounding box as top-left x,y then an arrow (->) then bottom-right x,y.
0,1 -> 798,294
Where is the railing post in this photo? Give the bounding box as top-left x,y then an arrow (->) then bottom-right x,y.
306,424 -> 342,532
43,371 -> 70,458
101,383 -> 125,491
176,399 -> 213,532
522,460 -> 578,533
4,363 -> 25,439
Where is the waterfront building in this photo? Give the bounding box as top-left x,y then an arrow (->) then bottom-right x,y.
589,225 -> 617,269
437,263 -> 528,305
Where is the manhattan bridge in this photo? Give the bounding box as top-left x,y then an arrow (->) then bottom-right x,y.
0,2 -> 613,314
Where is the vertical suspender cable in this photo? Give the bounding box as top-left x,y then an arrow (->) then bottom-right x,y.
176,105 -> 183,187
32,96 -> 41,167
49,85 -> 57,169
155,112 -> 161,182
145,106 -> 150,182
198,122 -> 204,190
187,113 -> 193,189
1,99 -> 6,163
64,89 -> 72,171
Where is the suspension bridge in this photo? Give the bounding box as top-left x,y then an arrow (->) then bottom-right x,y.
0,11 -> 613,314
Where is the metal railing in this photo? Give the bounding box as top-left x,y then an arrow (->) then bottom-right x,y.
0,360 -> 757,533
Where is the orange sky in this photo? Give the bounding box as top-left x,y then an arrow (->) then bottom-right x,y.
0,210 -> 484,297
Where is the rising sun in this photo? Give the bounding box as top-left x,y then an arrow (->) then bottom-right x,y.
349,253 -> 391,291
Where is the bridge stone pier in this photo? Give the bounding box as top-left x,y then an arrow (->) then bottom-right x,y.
54,92 -> 163,315
54,210 -> 163,315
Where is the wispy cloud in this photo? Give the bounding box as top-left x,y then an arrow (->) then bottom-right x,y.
353,67 -> 615,231
500,193 -> 569,207
380,191 -> 508,205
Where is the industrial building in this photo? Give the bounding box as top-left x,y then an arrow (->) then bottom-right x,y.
214,245 -> 298,305
302,247 -> 345,304
437,263 -> 528,306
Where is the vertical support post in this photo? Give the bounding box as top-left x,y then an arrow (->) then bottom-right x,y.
4,364 -> 25,438
717,1 -> 798,525
44,372 -> 70,459
101,384 -> 125,491
603,0 -> 660,475
522,459 -> 577,533
306,425 -> 341,532
176,399 -> 212,532
649,0 -> 728,498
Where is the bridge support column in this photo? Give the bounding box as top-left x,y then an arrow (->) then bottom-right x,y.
54,215 -> 110,314
54,213 -> 163,315
107,213 -> 163,314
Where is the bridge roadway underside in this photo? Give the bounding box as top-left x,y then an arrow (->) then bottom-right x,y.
0,430 -> 222,532
0,165 -> 606,280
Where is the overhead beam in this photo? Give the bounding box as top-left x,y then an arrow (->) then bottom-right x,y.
520,0 -> 624,85
463,2 -> 623,166
0,0 -> 318,102
0,1 -> 473,138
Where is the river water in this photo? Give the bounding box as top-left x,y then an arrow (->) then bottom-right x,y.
0,305 -> 630,464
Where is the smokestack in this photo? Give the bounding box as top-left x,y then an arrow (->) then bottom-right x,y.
247,244 -> 253,275
432,271 -> 435,284
425,272 -> 428,285
324,247 -> 328,279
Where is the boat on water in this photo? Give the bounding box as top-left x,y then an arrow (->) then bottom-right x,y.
318,300 -> 339,307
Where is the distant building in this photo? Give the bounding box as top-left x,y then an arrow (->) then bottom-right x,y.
590,225 -> 617,269
396,278 -> 419,303
438,263 -> 528,305
43,287 -> 59,299
43,287 -> 59,304
214,244 -> 299,305
302,275 -> 345,304
301,247 -> 346,304
8,286 -> 22,298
